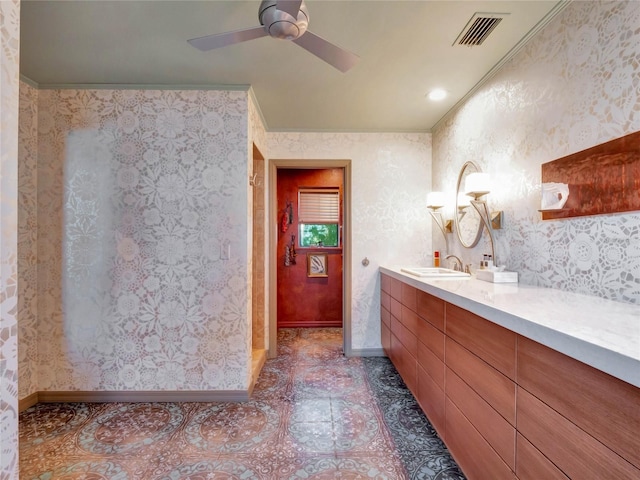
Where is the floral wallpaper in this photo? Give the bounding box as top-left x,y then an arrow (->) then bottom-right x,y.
1,0 -> 21,477
36,88 -> 254,392
18,81 -> 39,400
433,0 -> 640,304
267,132 -> 432,350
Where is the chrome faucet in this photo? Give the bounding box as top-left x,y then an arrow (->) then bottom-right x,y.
445,254 -> 463,271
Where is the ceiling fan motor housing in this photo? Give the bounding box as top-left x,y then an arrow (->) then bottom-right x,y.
258,1 -> 309,40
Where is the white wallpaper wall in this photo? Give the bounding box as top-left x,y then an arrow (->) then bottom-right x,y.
18,87 -> 429,401
433,0 -> 640,304
267,132 -> 432,350
1,0 -> 20,476
18,81 -> 38,399
35,88 -> 253,392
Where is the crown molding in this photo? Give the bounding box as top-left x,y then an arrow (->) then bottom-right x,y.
20,79 -> 252,92
248,86 -> 269,132
20,74 -> 39,88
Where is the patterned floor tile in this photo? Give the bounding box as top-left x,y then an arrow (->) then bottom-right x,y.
31,460 -> 131,480
19,328 -> 465,480
287,421 -> 336,454
155,459 -> 262,480
78,403 -> 184,455
290,397 -> 333,423
292,364 -> 367,399
185,400 -> 281,453
332,398 -> 385,453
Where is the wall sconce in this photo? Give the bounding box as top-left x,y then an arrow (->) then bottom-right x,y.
427,191 -> 452,246
456,191 -> 471,221
464,172 -> 503,263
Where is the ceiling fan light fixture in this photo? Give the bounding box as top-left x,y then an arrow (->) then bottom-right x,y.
260,0 -> 308,40
268,20 -> 302,40
187,0 -> 359,72
427,89 -> 447,101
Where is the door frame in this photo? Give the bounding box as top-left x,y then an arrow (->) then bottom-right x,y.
268,159 -> 352,358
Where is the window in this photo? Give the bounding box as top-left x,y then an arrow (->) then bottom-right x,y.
298,188 -> 340,247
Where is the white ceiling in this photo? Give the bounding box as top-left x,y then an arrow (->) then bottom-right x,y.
20,0 -> 564,132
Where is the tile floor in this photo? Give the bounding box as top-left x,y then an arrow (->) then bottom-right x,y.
19,328 -> 465,479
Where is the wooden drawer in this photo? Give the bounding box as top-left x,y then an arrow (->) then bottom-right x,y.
445,397 -> 516,480
387,331 -> 400,369
416,315 -> 444,361
446,367 -> 515,470
401,305 -> 419,335
401,282 -> 417,313
518,336 -> 640,469
380,304 -> 390,329
446,303 -> 516,380
380,290 -> 390,313
416,363 -> 445,435
380,273 -> 390,294
381,321 -> 391,354
391,314 -> 417,359
517,388 -> 640,479
390,333 -> 416,394
389,276 -> 402,301
417,338 -> 444,389
390,297 -> 402,322
515,433 -> 569,480
445,337 -> 515,425
417,290 -> 445,331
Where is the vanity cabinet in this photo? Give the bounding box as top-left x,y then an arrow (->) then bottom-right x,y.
381,276 -> 416,395
380,276 -> 446,431
516,336 -> 640,479
414,288 -> 446,434
444,303 -> 516,479
379,273 -> 640,480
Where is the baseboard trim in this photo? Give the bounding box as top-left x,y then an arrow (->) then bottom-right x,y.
19,392 -> 39,412
277,322 -> 342,328
37,389 -> 251,404
348,348 -> 387,357
251,349 -> 267,389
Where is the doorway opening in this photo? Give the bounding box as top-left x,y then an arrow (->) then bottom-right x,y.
268,160 -> 352,358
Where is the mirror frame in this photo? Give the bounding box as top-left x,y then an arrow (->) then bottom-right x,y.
455,161 -> 483,248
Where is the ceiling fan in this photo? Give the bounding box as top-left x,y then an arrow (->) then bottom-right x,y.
187,0 -> 360,73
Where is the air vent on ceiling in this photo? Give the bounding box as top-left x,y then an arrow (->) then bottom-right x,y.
454,12 -> 509,47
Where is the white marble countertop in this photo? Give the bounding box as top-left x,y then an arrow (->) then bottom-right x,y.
380,266 -> 640,388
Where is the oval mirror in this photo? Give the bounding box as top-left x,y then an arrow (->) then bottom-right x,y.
455,161 -> 483,248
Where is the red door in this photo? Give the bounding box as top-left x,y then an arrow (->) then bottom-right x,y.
276,168 -> 343,328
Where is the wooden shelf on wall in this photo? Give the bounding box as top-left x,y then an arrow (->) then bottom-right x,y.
541,130 -> 640,220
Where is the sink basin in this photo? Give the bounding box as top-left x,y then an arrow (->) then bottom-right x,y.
401,267 -> 470,278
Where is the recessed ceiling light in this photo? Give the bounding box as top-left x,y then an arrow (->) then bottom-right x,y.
427,89 -> 447,101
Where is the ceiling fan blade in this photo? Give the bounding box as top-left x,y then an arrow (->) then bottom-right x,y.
276,0 -> 303,18
293,30 -> 359,73
188,25 -> 267,51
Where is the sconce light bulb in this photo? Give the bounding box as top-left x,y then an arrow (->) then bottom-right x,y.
427,191 -> 445,209
465,172 -> 491,197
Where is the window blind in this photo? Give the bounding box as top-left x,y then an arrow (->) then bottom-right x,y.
298,189 -> 340,223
